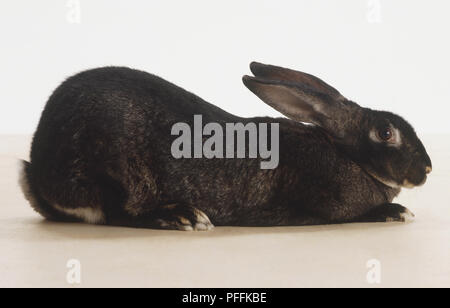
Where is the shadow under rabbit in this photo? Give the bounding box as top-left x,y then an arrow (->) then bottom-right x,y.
8,217 -> 414,241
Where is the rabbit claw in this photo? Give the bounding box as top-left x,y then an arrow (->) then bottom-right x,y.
156,205 -> 214,231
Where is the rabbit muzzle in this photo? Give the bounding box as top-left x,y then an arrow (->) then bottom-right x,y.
402,152 -> 432,188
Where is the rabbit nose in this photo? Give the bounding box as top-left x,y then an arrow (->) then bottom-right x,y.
425,166 -> 432,174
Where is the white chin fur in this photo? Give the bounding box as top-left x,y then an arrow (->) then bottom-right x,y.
402,180 -> 416,189
380,179 -> 401,189
368,171 -> 401,189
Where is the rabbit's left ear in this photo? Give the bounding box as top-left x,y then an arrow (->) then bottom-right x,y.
250,62 -> 347,101
242,75 -> 360,140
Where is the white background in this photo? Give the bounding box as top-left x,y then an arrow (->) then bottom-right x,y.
1,0 -> 449,135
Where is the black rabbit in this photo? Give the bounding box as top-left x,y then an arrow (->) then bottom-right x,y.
20,62 -> 432,231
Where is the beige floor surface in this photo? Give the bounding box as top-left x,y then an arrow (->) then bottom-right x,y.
0,135 -> 449,288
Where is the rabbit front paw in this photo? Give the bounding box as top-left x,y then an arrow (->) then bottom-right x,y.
155,204 -> 214,231
359,203 -> 415,223
386,206 -> 415,223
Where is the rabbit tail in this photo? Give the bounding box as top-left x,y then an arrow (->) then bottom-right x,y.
19,160 -> 72,221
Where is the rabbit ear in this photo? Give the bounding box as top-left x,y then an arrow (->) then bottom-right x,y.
242,75 -> 359,140
250,62 -> 346,101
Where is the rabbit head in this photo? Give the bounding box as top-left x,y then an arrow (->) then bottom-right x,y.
243,62 -> 432,189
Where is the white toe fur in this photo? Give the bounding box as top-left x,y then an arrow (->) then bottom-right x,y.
193,209 -> 214,231
386,208 -> 415,223
157,207 -> 214,231
400,209 -> 415,223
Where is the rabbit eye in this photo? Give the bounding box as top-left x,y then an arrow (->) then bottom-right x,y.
377,127 -> 395,142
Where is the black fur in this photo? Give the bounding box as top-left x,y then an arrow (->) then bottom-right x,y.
20,63 -> 432,230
